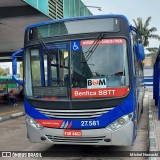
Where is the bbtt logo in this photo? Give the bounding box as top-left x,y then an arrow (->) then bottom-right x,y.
87,78 -> 106,88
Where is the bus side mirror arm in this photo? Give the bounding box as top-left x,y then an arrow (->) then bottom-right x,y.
12,49 -> 24,86
129,25 -> 139,42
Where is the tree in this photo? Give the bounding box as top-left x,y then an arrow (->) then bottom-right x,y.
0,67 -> 7,76
19,62 -> 23,78
133,17 -> 160,47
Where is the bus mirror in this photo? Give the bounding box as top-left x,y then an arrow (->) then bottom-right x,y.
12,49 -> 24,86
138,44 -> 145,61
135,44 -> 145,61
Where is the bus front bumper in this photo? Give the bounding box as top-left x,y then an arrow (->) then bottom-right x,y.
26,121 -> 134,146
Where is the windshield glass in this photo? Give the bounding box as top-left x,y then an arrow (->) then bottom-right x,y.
29,18 -> 120,40
25,42 -> 70,100
71,38 -> 129,99
25,38 -> 129,100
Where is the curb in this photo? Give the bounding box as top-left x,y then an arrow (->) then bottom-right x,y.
148,95 -> 157,160
0,112 -> 25,122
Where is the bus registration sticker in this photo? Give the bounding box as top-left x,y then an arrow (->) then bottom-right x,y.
64,130 -> 82,137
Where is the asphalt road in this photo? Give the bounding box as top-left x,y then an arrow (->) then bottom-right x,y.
0,96 -> 149,160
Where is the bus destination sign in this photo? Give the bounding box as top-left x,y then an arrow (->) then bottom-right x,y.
72,87 -> 129,98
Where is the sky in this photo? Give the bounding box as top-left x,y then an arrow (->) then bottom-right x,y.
81,0 -> 160,52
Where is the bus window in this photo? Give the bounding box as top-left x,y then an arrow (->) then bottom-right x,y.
71,39 -> 129,88
41,43 -> 69,87
49,50 -> 69,86
30,49 -> 41,86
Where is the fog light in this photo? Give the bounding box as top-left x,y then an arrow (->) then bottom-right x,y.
41,136 -> 46,141
104,138 -> 111,142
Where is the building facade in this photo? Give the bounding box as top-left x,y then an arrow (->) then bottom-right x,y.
143,56 -> 153,66
24,0 -> 92,19
63,0 -> 92,18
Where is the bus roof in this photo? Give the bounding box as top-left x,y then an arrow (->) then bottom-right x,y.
25,14 -> 130,32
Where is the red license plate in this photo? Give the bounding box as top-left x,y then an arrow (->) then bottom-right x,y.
64,130 -> 82,137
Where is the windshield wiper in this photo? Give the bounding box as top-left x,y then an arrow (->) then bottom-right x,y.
39,39 -> 53,61
36,28 -> 53,61
81,33 -> 104,62
112,71 -> 124,76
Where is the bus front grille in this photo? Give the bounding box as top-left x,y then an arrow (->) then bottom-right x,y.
35,107 -> 114,119
45,135 -> 105,143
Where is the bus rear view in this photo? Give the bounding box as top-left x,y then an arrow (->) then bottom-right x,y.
13,15 -> 144,146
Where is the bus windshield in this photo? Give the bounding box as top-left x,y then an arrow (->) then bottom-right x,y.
25,38 -> 129,100
71,38 -> 129,88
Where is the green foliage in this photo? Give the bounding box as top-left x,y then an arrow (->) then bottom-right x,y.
19,62 -> 23,78
0,67 -> 7,76
133,17 -> 160,47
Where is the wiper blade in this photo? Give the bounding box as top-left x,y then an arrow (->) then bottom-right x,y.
37,28 -> 53,61
39,39 -> 53,61
83,33 -> 104,62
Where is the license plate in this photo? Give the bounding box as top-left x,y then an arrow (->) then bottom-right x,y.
64,130 -> 82,137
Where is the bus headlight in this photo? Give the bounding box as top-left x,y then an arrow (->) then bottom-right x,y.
26,116 -> 43,130
106,113 -> 133,131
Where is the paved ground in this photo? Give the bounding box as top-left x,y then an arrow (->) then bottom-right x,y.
0,102 -> 24,121
148,88 -> 160,160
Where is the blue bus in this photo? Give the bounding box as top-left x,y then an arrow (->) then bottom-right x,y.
12,15 -> 145,146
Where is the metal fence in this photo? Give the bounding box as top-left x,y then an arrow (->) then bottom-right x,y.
144,66 -> 153,87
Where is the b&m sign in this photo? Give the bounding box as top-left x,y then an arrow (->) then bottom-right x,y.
87,78 -> 106,89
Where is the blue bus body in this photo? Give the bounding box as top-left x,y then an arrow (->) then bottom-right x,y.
12,15 -> 144,146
